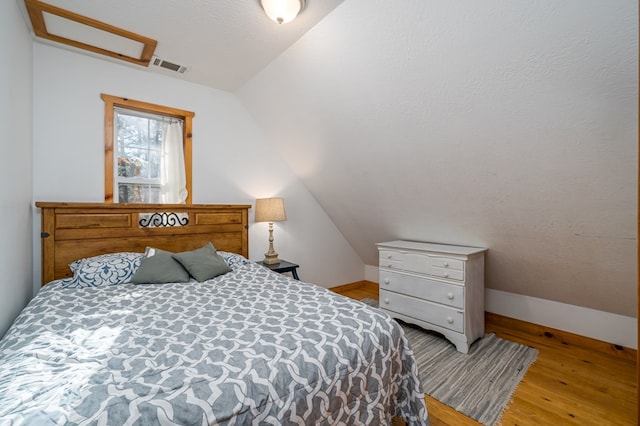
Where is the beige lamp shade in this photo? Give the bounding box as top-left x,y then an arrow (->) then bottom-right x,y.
255,198 -> 287,223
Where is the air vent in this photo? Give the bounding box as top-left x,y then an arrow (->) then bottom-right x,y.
150,56 -> 189,74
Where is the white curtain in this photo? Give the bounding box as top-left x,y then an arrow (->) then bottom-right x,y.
160,121 -> 187,203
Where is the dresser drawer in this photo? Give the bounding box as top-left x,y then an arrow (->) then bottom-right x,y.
380,290 -> 464,333
379,250 -> 403,269
430,266 -> 464,281
431,256 -> 463,271
380,250 -> 431,275
379,270 -> 464,309
379,258 -> 403,270
379,250 -> 400,262
380,250 -> 465,280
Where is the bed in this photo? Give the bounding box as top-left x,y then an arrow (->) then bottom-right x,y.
0,202 -> 429,425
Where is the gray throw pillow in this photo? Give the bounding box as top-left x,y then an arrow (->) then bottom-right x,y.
172,242 -> 232,282
131,247 -> 191,284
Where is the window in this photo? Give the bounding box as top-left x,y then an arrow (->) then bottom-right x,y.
101,94 -> 194,204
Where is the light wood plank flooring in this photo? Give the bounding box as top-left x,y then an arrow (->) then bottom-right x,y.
331,281 -> 637,426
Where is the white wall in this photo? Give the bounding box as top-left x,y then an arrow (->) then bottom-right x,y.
238,0 -> 638,319
0,0 -> 33,337
32,43 -> 364,290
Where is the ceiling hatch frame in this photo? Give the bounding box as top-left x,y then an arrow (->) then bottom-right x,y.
24,0 -> 157,67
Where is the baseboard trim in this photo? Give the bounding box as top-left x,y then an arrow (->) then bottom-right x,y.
364,265 -> 379,283
485,312 -> 636,360
364,265 -> 638,349
486,288 -> 637,350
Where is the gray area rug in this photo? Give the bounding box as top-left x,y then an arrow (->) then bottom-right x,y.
361,298 -> 538,426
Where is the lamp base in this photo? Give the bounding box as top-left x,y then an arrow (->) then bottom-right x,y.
262,253 -> 280,265
263,221 -> 281,264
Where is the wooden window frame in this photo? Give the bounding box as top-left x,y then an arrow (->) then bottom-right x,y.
101,94 -> 194,204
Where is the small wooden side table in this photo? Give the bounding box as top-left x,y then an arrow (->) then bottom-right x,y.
257,259 -> 300,280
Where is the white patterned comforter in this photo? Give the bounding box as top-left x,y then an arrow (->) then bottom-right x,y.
0,262 -> 428,425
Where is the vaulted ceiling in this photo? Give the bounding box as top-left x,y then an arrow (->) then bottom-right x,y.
21,0 -> 344,91
20,0 -> 638,318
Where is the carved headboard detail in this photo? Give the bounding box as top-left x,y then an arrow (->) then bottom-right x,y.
36,202 -> 250,285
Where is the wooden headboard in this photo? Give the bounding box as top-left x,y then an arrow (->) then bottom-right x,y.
36,202 -> 250,285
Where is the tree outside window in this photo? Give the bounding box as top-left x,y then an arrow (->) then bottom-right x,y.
101,94 -> 194,204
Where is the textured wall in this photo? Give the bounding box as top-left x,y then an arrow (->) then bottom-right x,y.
31,43 -> 364,289
239,0 -> 638,316
0,0 -> 33,336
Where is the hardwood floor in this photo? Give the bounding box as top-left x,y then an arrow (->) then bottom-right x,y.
331,281 -> 638,426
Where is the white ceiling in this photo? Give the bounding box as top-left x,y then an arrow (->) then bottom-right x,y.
21,0 -> 344,92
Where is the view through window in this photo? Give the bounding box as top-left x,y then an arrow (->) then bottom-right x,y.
101,94 -> 194,204
115,108 -> 182,203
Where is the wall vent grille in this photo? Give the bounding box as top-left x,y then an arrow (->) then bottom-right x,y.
150,56 -> 189,74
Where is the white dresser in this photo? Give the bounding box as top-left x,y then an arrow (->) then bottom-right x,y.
376,240 -> 487,354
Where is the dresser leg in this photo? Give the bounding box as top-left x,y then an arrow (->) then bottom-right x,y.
453,341 -> 470,354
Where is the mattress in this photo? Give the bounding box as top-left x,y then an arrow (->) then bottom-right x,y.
0,261 -> 429,425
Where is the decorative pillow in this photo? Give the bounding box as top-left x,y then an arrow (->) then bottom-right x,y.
218,251 -> 251,269
131,247 -> 191,284
172,242 -> 231,282
60,252 -> 144,289
68,258 -> 82,273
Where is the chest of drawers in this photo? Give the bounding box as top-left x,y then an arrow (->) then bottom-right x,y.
376,240 -> 487,354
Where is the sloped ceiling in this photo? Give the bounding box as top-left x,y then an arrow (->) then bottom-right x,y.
238,0 -> 639,317
21,0 -> 344,91
21,0 -> 638,317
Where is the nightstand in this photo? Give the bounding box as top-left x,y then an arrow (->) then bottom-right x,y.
257,259 -> 300,280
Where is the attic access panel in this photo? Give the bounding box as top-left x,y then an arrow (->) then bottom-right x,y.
24,0 -> 157,67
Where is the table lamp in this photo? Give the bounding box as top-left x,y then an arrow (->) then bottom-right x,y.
254,197 -> 287,264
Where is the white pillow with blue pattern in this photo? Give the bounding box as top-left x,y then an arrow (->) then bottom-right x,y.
61,252 -> 144,289
217,251 -> 251,270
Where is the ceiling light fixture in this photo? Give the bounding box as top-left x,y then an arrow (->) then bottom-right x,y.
260,0 -> 305,24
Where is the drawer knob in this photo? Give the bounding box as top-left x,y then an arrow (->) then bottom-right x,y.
383,278 -> 390,285
444,262 -> 449,267
447,316 -> 454,324
387,254 -> 392,259
443,272 -> 449,278
388,264 -> 393,268
384,298 -> 390,305
447,292 -> 454,300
